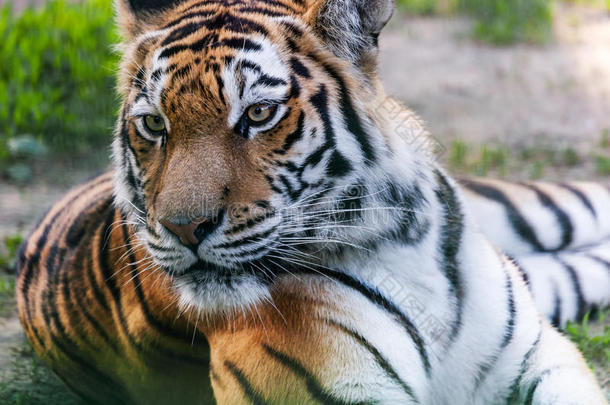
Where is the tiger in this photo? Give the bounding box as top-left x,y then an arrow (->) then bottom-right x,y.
16,0 -> 610,404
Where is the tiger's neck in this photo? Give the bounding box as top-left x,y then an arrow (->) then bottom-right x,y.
288,96 -> 512,351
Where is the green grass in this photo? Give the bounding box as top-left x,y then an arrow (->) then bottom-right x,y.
0,0 -> 118,164
565,311 -> 610,374
0,276 -> 15,319
398,0 -> 458,15
601,129 -> 610,149
448,140 -> 535,178
0,234 -> 21,317
464,0 -> 553,44
562,0 -> 610,10
445,139 -> 602,180
0,342 -> 82,405
596,155 -> 610,175
448,139 -> 469,170
397,0 -> 554,44
0,235 -> 23,274
473,145 -> 509,176
395,0 -> 610,44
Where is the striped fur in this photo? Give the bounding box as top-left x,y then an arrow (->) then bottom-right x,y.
17,0 -> 608,404
461,178 -> 610,326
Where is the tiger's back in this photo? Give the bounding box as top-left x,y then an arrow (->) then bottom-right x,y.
16,173 -> 215,405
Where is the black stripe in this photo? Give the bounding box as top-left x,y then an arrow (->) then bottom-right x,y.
218,37 -> 262,51
239,0 -> 300,13
159,33 -> 217,59
324,319 -> 418,402
164,12 -> 268,35
474,263 -> 516,389
525,368 -> 557,405
229,241 -> 276,259
123,117 -> 148,212
327,150 -> 353,178
294,267 -> 431,374
550,283 -> 562,327
151,68 -> 163,82
435,171 -> 465,341
19,177 -> 113,349
319,61 -> 376,164
147,241 -> 176,253
309,85 -> 353,178
253,73 -> 287,88
89,226 -> 112,312
212,226 -> 277,250
290,57 -> 311,78
226,213 -> 275,235
15,240 -> 28,277
238,59 -> 261,73
263,344 -> 374,405
460,179 -> 546,252
278,174 -> 298,200
558,183 -> 597,219
215,74 -> 226,105
128,0 -> 180,14
163,9 -> 217,30
508,255 -> 530,287
39,216 -> 128,403
98,207 -> 140,351
556,258 -> 587,321
61,249 -> 118,355
119,219 -> 209,346
134,90 -> 148,103
274,110 -> 305,154
585,254 -> 610,278
382,182 -> 430,246
224,361 -> 270,405
279,21 -> 304,38
102,211 -> 213,369
173,64 -> 193,79
289,74 -> 301,99
505,328 -> 541,404
79,251 -> 121,354
523,184 -> 573,251
161,21 -> 206,46
501,269 -> 516,348
60,198 -> 121,355
133,67 -> 146,89
236,6 -> 287,17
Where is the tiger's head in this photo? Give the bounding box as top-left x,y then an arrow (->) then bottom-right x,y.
113,0 -> 431,313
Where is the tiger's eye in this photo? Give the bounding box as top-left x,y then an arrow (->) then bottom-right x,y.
144,115 -> 166,133
247,104 -> 273,123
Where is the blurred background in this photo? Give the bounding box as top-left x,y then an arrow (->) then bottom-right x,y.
0,0 -> 608,403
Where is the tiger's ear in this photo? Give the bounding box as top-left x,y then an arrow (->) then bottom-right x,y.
305,0 -> 394,66
115,0 -> 187,40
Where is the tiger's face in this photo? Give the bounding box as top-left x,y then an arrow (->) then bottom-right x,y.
113,0 -> 396,313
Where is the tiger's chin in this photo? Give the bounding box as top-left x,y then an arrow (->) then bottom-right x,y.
171,261 -> 273,316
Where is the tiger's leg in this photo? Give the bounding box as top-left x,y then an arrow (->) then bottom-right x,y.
205,278 -> 425,405
509,323 -> 607,404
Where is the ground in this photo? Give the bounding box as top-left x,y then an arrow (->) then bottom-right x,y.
0,4 -> 609,404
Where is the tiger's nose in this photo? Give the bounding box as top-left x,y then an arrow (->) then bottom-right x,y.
160,211 -> 224,247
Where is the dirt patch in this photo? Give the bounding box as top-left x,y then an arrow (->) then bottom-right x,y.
380,5 -> 610,151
